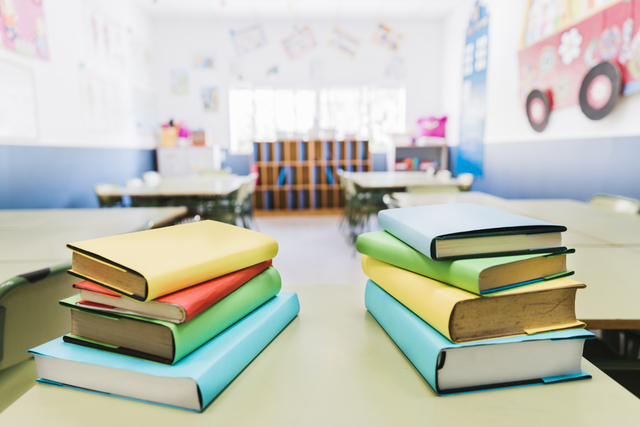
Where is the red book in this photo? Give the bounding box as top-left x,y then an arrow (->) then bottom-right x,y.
72,260 -> 272,324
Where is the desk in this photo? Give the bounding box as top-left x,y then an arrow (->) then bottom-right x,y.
104,175 -> 246,197
0,207 -> 187,409
506,199 -> 640,246
347,171 -> 464,190
101,175 -> 248,223
1,284 -> 639,426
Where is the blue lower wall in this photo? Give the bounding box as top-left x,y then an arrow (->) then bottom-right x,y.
2,136 -> 638,209
460,136 -> 640,201
0,145 -> 156,209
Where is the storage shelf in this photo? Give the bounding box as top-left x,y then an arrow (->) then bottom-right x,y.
252,140 -> 372,211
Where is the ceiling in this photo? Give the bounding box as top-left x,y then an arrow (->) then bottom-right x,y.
133,0 -> 464,20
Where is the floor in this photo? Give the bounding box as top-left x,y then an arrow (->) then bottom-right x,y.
254,214 -> 376,286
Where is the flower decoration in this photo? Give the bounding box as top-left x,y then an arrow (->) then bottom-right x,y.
559,28 -> 582,65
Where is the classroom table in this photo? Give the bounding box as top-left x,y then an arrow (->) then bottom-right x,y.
1,284 -> 639,426
100,175 -> 249,223
0,207 -> 187,411
102,175 -> 246,197
346,171 -> 466,190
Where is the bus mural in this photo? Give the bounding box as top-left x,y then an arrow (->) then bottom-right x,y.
519,0 -> 640,131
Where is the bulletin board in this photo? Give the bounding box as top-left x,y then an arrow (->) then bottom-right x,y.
0,60 -> 38,142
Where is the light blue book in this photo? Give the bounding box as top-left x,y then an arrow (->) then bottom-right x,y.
29,292 -> 299,412
277,167 -> 287,186
378,203 -> 567,261
365,280 -> 592,395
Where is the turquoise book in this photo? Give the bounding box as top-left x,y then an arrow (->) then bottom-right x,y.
357,231 -> 575,294
365,280 -> 593,395
29,292 -> 300,412
377,203 -> 567,260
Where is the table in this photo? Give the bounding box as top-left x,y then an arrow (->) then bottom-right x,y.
0,207 -> 187,410
387,192 -> 640,329
103,175 -> 246,197
101,175 -> 250,223
1,284 -> 639,426
346,171 -> 466,190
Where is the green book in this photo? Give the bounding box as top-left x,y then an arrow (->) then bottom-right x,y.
60,267 -> 282,364
356,231 -> 574,295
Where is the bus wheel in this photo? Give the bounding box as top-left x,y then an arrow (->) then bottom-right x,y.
526,89 -> 551,132
579,61 -> 621,120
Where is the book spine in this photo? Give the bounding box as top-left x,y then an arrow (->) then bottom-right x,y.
172,267 -> 282,362
197,293 -> 300,409
262,143 -> 268,162
355,232 -> 481,295
365,281 -> 442,394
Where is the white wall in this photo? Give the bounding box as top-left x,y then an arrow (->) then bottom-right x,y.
442,0 -> 640,145
0,0 -> 155,149
151,18 -> 445,150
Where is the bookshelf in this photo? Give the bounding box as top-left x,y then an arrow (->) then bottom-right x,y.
252,140 -> 372,212
394,144 -> 448,171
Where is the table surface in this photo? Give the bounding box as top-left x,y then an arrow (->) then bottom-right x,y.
346,171 -> 463,189
389,192 -> 640,329
1,284 -> 639,427
102,175 -> 247,197
0,207 -> 187,280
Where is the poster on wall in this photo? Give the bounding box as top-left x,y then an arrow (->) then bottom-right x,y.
230,24 -> 267,55
83,2 -> 126,70
170,70 -> 188,95
201,87 -> 218,112
0,0 -> 48,60
372,23 -> 403,52
456,1 -> 489,177
282,26 -> 316,59
328,26 -> 360,57
193,53 -> 215,69
134,88 -> 156,133
0,60 -> 38,141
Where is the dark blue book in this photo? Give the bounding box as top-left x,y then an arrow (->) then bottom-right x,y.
325,166 -> 334,185
276,167 -> 287,186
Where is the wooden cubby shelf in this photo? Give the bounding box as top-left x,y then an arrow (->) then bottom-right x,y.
252,140 -> 372,212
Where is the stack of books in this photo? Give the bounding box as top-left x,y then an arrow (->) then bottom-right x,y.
357,203 -> 594,395
29,220 -> 300,412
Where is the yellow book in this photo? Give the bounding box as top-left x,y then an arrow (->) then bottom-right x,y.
67,220 -> 278,301
361,255 -> 586,343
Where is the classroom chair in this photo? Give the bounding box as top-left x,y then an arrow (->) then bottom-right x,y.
94,183 -> 124,207
588,193 -> 640,215
0,262 -> 79,411
236,173 -> 258,229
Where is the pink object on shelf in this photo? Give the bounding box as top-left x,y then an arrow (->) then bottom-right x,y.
417,116 -> 447,138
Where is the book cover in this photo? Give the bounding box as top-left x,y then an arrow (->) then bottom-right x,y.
67,220 -> 278,301
30,292 -> 300,412
72,260 -> 272,323
356,231 -> 574,295
362,256 -> 585,343
277,167 -> 287,186
61,267 -> 282,364
377,204 -> 567,260
365,281 -> 593,395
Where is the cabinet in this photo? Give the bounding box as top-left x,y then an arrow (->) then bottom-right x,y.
252,140 -> 372,211
394,144 -> 448,171
156,147 -> 214,178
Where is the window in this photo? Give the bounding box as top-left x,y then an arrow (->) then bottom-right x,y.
229,86 -> 405,153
